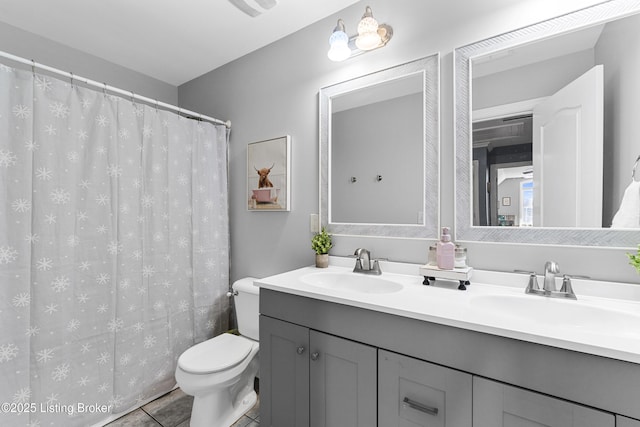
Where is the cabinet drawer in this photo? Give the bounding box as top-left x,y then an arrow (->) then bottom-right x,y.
473,377 -> 614,427
378,349 -> 472,427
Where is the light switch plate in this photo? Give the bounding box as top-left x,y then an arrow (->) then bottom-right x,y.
310,213 -> 319,233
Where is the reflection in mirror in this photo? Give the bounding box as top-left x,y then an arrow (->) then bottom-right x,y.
473,115 -> 533,226
331,73 -> 423,224
455,0 -> 640,247
320,54 -> 439,238
471,25 -> 611,228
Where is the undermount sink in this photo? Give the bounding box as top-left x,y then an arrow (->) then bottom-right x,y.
301,271 -> 403,294
471,294 -> 640,336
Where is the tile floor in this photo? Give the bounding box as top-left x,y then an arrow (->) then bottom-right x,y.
105,388 -> 259,427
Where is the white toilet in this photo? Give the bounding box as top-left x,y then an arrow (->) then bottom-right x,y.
175,278 -> 260,427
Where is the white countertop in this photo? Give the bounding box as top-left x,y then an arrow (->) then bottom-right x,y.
256,257 -> 640,364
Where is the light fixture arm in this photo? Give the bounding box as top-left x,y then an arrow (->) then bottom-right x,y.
333,18 -> 346,33
361,6 -> 374,20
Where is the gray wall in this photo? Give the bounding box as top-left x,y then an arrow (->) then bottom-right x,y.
179,0 -> 640,283
0,21 -> 177,104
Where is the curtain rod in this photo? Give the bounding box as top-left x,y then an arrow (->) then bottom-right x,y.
0,50 -> 231,129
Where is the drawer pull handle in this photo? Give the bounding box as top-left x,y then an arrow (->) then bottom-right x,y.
297,346 -> 305,355
403,397 -> 438,416
311,352 -> 320,361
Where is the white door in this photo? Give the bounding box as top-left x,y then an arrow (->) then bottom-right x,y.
532,65 -> 603,227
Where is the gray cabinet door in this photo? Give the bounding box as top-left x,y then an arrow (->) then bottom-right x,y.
309,330 -> 377,427
378,349 -> 472,427
618,416 -> 640,427
259,315 -> 310,427
473,377 -> 615,427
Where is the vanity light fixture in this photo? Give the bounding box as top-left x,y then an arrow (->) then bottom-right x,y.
327,6 -> 393,62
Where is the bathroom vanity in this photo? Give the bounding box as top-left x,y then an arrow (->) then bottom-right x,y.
286,2 -> 640,424
257,259 -> 640,427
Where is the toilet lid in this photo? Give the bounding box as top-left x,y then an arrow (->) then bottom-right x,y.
178,333 -> 253,374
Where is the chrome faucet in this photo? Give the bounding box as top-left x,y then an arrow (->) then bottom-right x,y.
519,261 -> 578,300
543,261 -> 560,292
354,248 -> 371,271
353,248 -> 382,275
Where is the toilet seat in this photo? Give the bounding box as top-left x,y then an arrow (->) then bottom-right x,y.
178,333 -> 253,374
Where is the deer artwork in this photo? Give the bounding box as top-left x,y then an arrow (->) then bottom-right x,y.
255,163 -> 275,188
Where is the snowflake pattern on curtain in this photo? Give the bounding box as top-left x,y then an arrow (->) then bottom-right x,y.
0,64 -> 230,426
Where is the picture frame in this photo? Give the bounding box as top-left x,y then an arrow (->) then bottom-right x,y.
247,135 -> 291,211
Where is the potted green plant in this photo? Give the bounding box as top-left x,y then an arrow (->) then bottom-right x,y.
627,245 -> 640,274
311,227 -> 332,268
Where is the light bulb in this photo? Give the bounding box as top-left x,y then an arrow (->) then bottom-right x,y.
328,32 -> 350,61
355,6 -> 381,50
327,19 -> 351,62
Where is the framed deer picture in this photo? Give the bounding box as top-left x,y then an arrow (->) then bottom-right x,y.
247,135 -> 291,211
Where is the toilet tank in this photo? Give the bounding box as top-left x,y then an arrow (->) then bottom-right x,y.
233,278 -> 260,341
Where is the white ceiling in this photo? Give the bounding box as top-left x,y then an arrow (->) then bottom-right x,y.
0,0 -> 359,86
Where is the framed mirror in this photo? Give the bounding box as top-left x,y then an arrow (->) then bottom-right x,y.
320,54 -> 440,238
455,0 -> 640,247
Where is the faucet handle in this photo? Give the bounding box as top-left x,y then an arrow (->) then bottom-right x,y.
371,259 -> 383,275
559,275 -> 578,300
559,274 -> 588,299
525,273 -> 543,295
515,270 -> 543,295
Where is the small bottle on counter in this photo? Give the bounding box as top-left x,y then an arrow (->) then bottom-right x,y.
427,244 -> 437,266
455,245 -> 467,268
436,227 -> 455,270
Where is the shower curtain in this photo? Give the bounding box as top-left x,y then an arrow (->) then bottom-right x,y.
0,64 -> 230,426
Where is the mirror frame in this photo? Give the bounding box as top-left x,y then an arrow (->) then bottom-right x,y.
454,0 -> 640,248
319,53 -> 440,238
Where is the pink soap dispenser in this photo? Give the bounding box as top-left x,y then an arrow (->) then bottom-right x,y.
436,227 -> 455,270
